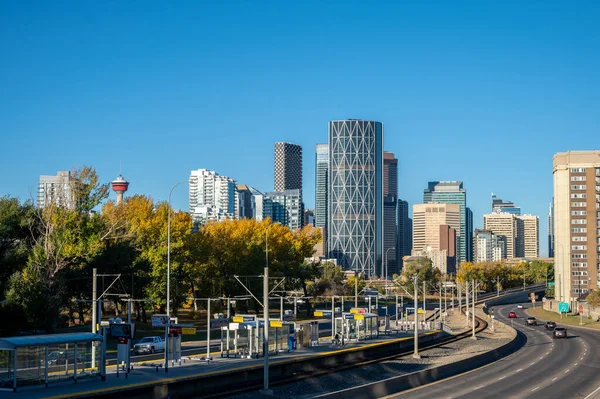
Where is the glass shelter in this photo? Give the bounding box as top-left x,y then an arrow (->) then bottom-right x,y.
0,332 -> 103,392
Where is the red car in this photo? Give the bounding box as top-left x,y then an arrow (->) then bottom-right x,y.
508,312 -> 517,318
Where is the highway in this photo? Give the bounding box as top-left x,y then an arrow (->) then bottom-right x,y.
388,302 -> 600,399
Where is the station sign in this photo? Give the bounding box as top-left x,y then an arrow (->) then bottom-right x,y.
270,320 -> 283,328
355,314 -> 365,321
314,310 -> 332,317
181,327 -> 196,335
417,308 -> 425,314
350,308 -> 367,314
151,314 -> 170,327
168,326 -> 182,335
232,315 -> 256,323
343,313 -> 355,320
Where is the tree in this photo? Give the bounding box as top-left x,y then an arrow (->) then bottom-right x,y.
587,289 -> 600,309
400,257 -> 441,295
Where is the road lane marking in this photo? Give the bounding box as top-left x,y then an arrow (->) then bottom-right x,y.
532,387 -> 540,392
530,362 -> 535,365
581,357 -> 585,360
575,363 -> 578,366
539,357 -> 543,360
565,369 -> 570,373
474,385 -> 484,390
498,376 -> 506,380
552,377 -> 558,382
584,386 -> 600,399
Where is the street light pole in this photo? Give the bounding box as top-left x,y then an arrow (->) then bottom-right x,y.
165,180 -> 185,373
412,275 -> 420,359
385,247 -> 395,287
262,224 -> 272,394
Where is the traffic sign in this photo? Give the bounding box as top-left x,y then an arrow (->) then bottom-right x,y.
181,327 -> 196,335
579,304 -> 584,315
558,302 -> 569,313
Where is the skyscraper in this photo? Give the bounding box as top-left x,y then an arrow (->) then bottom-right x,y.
483,212 -> 517,259
466,207 -> 473,262
397,200 -> 412,270
548,199 -> 555,258
473,229 -> 507,262
189,169 -> 237,225
264,189 -> 303,230
37,171 -> 72,208
412,203 -> 460,274
237,184 -> 265,219
491,194 -> 522,215
383,152 -> 398,277
328,119 -> 383,277
315,144 -> 329,246
553,151 -> 600,304
274,142 -> 303,192
423,181 -> 469,264
516,214 -> 539,258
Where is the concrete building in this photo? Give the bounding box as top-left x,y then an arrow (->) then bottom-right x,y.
189,169 -> 237,225
37,171 -> 72,208
264,189 -> 303,230
474,229 -> 507,262
548,199 -> 555,258
466,207 -> 473,262
328,120 -> 383,277
383,152 -> 399,278
423,181 -> 470,263
315,144 -> 328,236
517,214 -> 539,258
304,209 -> 315,227
483,212 -> 517,259
397,200 -> 412,270
553,151 -> 600,305
412,203 -> 459,274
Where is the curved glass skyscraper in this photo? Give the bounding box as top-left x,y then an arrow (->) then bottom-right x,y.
328,120 -> 383,277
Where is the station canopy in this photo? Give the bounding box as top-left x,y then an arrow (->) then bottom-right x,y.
0,332 -> 103,350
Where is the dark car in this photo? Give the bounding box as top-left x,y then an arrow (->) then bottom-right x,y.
553,327 -> 567,339
526,317 -> 537,326
508,312 -> 517,318
545,321 -> 557,330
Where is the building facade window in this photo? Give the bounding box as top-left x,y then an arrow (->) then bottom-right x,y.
572,202 -> 587,207
571,168 -> 587,173
572,219 -> 587,224
572,253 -> 588,259
571,185 -> 587,190
572,236 -> 588,242
571,193 -> 587,198
572,245 -> 588,250
572,262 -> 588,268
572,210 -> 588,216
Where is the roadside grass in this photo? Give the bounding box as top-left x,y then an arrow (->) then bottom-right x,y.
527,307 -> 600,330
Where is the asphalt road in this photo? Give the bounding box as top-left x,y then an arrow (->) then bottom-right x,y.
388,302 -> 600,399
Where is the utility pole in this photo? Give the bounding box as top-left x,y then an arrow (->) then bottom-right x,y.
471,280 -> 477,340
92,268 -> 97,334
413,276 -> 420,359
423,281 -> 426,328
439,281 -> 443,325
262,225 -> 271,394
465,280 -> 470,328
395,295 -> 399,329
355,271 -> 358,308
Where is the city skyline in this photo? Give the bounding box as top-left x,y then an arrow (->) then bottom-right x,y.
3,3 -> 600,257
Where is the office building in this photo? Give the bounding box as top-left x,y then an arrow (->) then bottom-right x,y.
412,203 -> 460,274
328,119 -> 383,277
37,171 -> 72,208
304,209 -> 315,227
548,199 -> 555,258
423,181 -> 469,264
491,193 -> 522,215
466,207 -> 473,261
315,143 -> 329,229
553,151 -> 600,304
264,189 -> 303,230
397,200 -> 412,270
237,184 -> 265,219
483,212 -> 517,259
383,152 -> 399,277
474,229 -> 507,262
517,214 -> 540,258
189,169 -> 237,225
274,142 -> 303,192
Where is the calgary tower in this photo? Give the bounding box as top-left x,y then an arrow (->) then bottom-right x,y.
111,172 -> 129,205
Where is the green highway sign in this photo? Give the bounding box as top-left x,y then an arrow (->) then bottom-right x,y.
558,302 -> 569,313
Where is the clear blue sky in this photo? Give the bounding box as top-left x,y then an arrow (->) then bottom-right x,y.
2,1 -> 600,257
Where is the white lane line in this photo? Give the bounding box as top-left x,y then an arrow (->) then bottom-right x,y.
552,377 -> 558,382
517,368 -> 523,372
584,386 -> 600,399
565,369 -> 570,373
575,363 -> 579,366
539,356 -> 544,360
474,385 -> 484,390
532,387 -> 540,392
498,376 -> 506,380
581,357 -> 585,360
530,362 -> 535,365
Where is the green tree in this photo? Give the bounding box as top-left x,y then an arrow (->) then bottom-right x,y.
400,257 -> 441,295
587,289 -> 600,308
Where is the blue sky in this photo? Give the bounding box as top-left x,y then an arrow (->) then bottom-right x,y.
2,1 -> 600,256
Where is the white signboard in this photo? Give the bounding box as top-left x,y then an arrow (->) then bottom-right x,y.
151,314 -> 170,327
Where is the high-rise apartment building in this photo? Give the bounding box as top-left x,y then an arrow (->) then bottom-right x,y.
315,144 -> 329,246
38,171 -> 72,208
328,120 -> 383,277
483,212 -> 517,259
491,194 -> 522,215
553,151 -> 600,305
189,169 -> 237,225
397,200 -> 412,270
466,207 -> 473,262
474,229 -> 507,262
423,181 -> 470,264
237,184 -> 265,219
383,152 -> 399,277
264,189 -> 303,230
548,199 -> 555,258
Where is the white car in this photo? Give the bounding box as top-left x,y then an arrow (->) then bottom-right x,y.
133,336 -> 165,355
517,304 -> 524,309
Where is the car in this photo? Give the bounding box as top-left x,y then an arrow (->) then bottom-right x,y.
545,321 -> 557,330
526,317 -> 537,326
508,312 -> 517,318
553,327 -> 567,339
517,304 -> 524,309
133,336 -> 165,355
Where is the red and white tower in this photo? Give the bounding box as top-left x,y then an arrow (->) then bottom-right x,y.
111,173 -> 129,205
